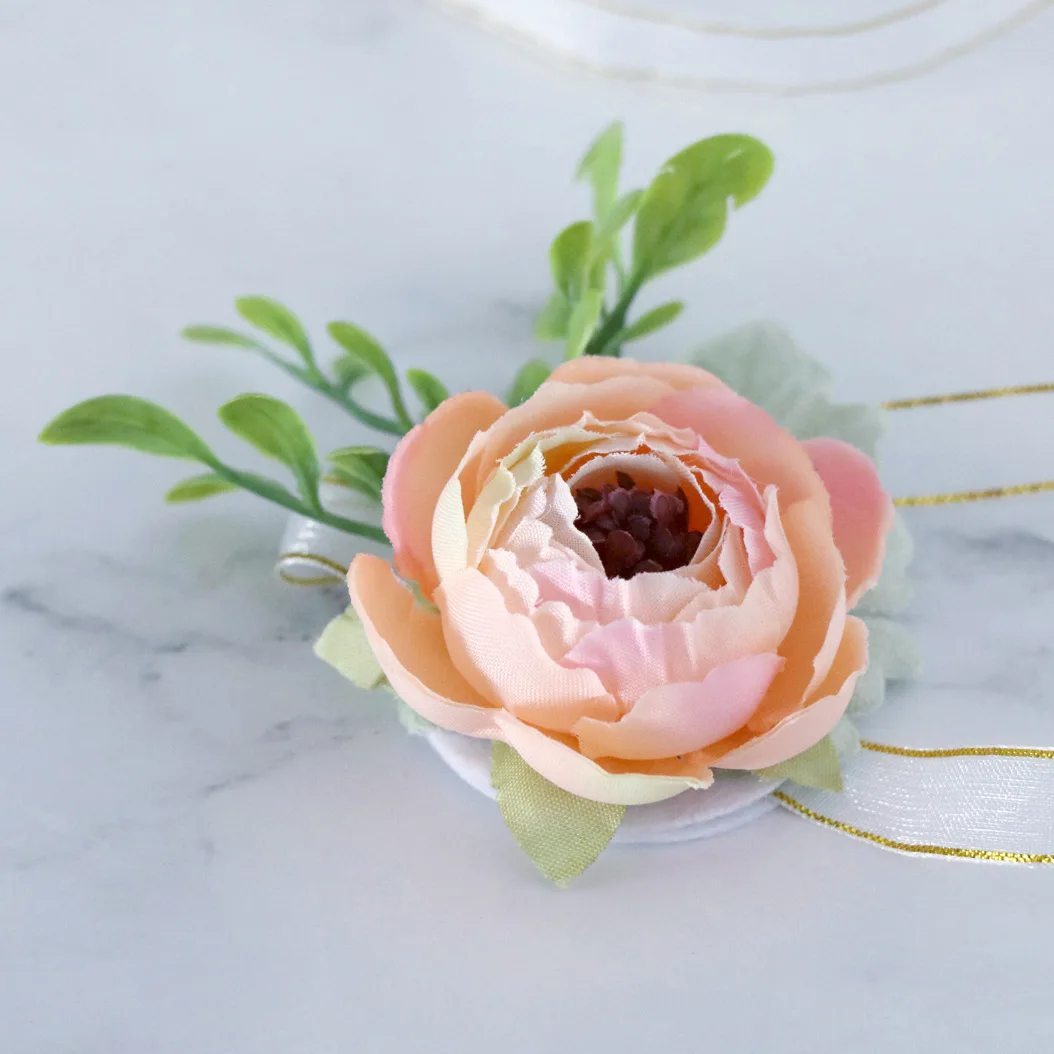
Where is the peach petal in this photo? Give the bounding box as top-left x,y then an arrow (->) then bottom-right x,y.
573,653 -> 784,761
713,617 -> 868,770
548,357 -> 728,393
494,712 -> 712,805
804,438 -> 895,608
382,390 -> 506,596
652,387 -> 829,510
435,567 -> 620,732
347,555 -> 499,737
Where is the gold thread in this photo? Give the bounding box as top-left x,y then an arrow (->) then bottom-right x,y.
894,481 -> 1054,506
573,0 -> 947,39
882,381 -> 1054,410
276,551 -> 349,586
773,791 -> 1054,864
862,740 -> 1054,760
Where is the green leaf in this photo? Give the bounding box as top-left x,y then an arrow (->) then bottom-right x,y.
180,325 -> 262,350
39,395 -> 215,462
549,221 -> 594,300
405,368 -> 449,415
330,355 -> 371,392
632,134 -> 774,280
314,607 -> 385,690
507,359 -> 552,407
621,301 -> 684,343
491,742 -> 624,886
165,473 -> 238,503
576,121 -> 623,220
590,188 -> 643,265
234,297 -> 314,367
326,445 -> 388,498
535,290 -> 572,341
327,322 -> 413,430
757,735 -> 844,791
218,394 -> 321,508
565,289 -> 605,358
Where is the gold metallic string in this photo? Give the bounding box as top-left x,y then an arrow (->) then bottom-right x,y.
276,551 -> 349,586
861,740 -> 1054,761
882,381 -> 1054,411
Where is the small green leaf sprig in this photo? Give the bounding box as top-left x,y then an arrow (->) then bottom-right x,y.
536,123 -> 773,359
40,125 -> 774,542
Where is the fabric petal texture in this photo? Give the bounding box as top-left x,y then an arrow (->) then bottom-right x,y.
329,343 -> 907,822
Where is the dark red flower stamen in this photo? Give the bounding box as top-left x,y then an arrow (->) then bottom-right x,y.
573,471 -> 704,579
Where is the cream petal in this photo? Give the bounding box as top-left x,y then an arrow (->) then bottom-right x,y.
573,653 -> 784,761
436,567 -> 620,732
494,712 -> 712,805
347,555 -> 499,737
804,437 -> 894,608
382,391 -> 505,596
712,617 -> 868,770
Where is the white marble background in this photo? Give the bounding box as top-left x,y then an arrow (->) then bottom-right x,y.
3,1 -> 1054,1050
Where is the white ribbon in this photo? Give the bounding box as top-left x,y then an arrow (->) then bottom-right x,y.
438,0 -> 1053,96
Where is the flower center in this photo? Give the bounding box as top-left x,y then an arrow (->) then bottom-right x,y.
572,471 -> 704,579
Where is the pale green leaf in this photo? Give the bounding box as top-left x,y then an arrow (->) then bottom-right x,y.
39,395 -> 215,462
632,134 -> 773,279
590,188 -> 643,264
535,290 -> 572,341
853,515 -> 915,617
327,321 -> 412,429
757,735 -> 844,791
396,700 -> 438,736
621,301 -> 684,343
180,325 -> 262,350
218,394 -> 321,507
165,473 -> 237,503
330,354 -> 371,391
314,607 -> 385,690
848,614 -> 922,715
405,368 -> 449,415
549,221 -> 594,300
508,359 -> 552,407
326,446 -> 388,498
491,742 -> 624,886
235,297 -> 314,367
565,289 -> 605,359
576,121 -> 623,219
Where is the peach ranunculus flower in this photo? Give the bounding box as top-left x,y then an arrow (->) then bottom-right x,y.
348,357 -> 893,807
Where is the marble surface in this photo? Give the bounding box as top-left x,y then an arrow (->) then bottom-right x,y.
4,1 -> 1054,1050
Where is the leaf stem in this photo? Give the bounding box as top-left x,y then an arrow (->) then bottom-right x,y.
583,271 -> 644,357
210,462 -> 391,545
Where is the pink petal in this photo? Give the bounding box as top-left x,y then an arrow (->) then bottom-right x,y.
804,438 -> 894,608
382,391 -> 505,597
712,617 -> 868,770
347,555 -> 500,737
435,567 -> 620,732
494,712 -> 713,806
547,357 -> 728,393
573,653 -> 784,761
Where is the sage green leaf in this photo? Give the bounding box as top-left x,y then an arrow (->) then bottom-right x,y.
757,735 -> 844,791
576,121 -> 623,219
396,700 -> 438,736
621,301 -> 684,343
314,607 -> 385,690
218,394 -> 321,508
853,515 -> 915,617
165,473 -> 237,503
535,290 -> 572,341
848,614 -> 922,715
235,297 -> 314,367
39,395 -> 215,462
632,134 -> 773,279
491,742 -> 624,886
549,221 -> 594,300
508,359 -> 552,407
590,188 -> 643,264
326,445 -> 388,498
565,289 -> 605,359
180,325 -> 262,350
405,368 -> 449,415
327,322 -> 412,429
330,354 -> 370,391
